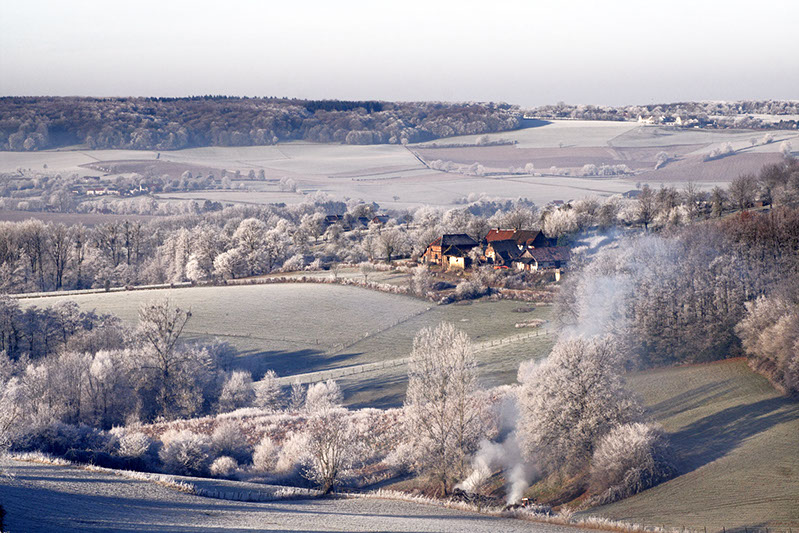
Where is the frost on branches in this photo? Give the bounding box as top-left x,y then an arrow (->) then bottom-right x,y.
403,323 -> 492,495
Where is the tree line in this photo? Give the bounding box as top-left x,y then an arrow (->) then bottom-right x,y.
0,97 -> 522,151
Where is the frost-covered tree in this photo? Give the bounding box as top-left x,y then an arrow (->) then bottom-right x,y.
253,369 -> 282,409
543,208 -> 578,238
302,405 -> 358,493
304,379 -> 343,414
588,422 -> 675,505
410,264 -> 433,297
233,218 -> 267,276
404,323 -> 486,494
736,295 -> 799,393
518,337 -> 643,476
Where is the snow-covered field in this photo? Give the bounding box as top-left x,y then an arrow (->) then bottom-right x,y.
0,457 -> 583,533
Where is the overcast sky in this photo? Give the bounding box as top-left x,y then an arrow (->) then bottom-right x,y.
1,0 -> 797,107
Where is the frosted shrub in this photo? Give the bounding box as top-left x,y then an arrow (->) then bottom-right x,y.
159,429 -> 211,476
218,371 -> 255,412
282,253 -> 305,272
588,422 -> 675,505
117,432 -> 153,459
454,279 -> 485,300
211,421 -> 251,463
275,431 -> 310,473
209,456 -> 238,477
304,380 -> 342,413
252,436 -> 279,473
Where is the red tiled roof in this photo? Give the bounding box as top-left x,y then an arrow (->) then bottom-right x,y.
486,229 -> 541,244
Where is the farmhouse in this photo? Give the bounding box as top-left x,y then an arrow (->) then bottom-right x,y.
481,228 -> 569,270
423,234 -> 479,269
513,246 -> 571,272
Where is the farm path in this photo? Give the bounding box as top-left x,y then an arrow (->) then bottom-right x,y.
0,457 -> 585,533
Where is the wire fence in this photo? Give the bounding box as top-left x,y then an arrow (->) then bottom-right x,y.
325,306 -> 433,355
273,328 -> 551,386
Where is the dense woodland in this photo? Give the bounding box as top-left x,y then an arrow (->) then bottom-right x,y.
0,97 -> 522,151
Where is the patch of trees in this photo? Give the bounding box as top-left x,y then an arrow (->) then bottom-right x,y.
0,298 -> 240,436
0,97 -> 523,151
517,337 -> 674,505
557,206 -> 799,371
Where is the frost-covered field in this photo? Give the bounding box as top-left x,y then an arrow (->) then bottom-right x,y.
0,457 -> 584,533
17,284 -> 554,407
18,283 -> 430,379
589,359 -> 799,530
4,120 -> 794,210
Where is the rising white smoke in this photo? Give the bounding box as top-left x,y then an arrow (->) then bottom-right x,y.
457,389 -> 539,504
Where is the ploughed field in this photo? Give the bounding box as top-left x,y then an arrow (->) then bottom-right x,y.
587,359 -> 799,531
18,283 -> 555,407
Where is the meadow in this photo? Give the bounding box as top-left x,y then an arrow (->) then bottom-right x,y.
588,359 -> 799,531
18,283 -> 555,405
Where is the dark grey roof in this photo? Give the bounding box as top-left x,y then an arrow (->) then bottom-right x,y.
441,234 -> 478,247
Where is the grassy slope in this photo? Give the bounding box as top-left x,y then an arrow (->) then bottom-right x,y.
19,284 -> 429,378
19,285 -> 554,407
588,359 -> 799,531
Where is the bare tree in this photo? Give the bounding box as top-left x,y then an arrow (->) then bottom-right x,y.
637,185 -> 656,231
378,227 -> 406,262
137,298 -> 195,417
728,174 -> 758,211
404,323 -> 486,495
359,261 -> 374,283
710,186 -> 727,217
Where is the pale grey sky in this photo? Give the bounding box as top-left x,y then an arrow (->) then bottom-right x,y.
1,0 -> 797,106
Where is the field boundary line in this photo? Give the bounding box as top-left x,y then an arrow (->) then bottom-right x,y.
10,281 -> 194,300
